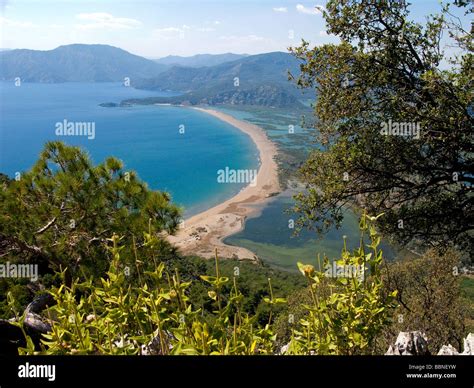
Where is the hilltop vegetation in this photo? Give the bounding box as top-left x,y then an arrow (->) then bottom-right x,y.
6,211 -> 399,355
0,142 -> 305,324
0,143 -> 470,356
290,0 -> 473,261
0,0 -> 472,357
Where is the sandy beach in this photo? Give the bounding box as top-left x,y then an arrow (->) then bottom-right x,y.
167,108 -> 280,260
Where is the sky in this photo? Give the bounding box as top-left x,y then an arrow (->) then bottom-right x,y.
0,0 -> 470,58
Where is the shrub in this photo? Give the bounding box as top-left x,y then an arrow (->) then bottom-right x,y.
287,214 -> 398,355
9,214 -> 398,355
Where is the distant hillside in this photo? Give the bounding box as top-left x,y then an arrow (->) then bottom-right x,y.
0,44 -> 167,83
0,45 -> 306,108
132,52 -> 305,108
154,53 -> 248,68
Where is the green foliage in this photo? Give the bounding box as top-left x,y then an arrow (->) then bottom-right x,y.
175,255 -> 306,325
0,141 -> 181,316
290,0 -> 473,259
0,141 -> 181,274
460,276 -> 474,335
9,215 -> 398,356
14,235 -> 280,355
273,287 -> 313,349
7,292 -> 37,355
0,279 -> 31,318
379,248 -> 470,353
288,214 -> 398,355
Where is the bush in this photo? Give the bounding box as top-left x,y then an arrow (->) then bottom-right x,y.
9,215 -> 399,355
379,248 -> 469,353
287,214 -> 398,355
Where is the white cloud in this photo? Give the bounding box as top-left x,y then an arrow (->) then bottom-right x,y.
273,7 -> 288,12
319,30 -> 328,37
75,13 -> 142,30
0,16 -> 35,28
296,4 -> 325,15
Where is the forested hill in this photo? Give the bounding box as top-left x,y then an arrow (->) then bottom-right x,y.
128,52 -> 306,108
0,44 -> 306,107
0,44 -> 167,82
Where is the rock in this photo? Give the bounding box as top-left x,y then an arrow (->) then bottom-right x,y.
385,331 -> 429,355
0,293 -> 55,356
385,345 -> 400,355
140,331 -> 174,355
386,332 -> 474,356
437,344 -> 459,355
24,312 -> 51,334
461,333 -> 474,355
25,293 -> 55,315
435,333 -> 474,355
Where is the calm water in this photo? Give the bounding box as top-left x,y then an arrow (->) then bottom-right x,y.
0,82 -> 259,216
225,190 -> 396,272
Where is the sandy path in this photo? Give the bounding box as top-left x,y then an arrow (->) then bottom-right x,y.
167,108 -> 280,260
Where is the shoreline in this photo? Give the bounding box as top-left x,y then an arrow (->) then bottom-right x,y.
167,107 -> 281,260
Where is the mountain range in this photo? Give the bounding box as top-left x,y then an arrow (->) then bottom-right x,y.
130,51 -> 304,107
0,44 -> 167,83
0,44 -> 305,108
153,53 -> 248,68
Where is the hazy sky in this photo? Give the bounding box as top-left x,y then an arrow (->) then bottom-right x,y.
0,0 -> 470,58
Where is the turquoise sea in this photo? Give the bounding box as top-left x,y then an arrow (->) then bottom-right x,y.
0,82 -> 259,216
0,82 -> 397,271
